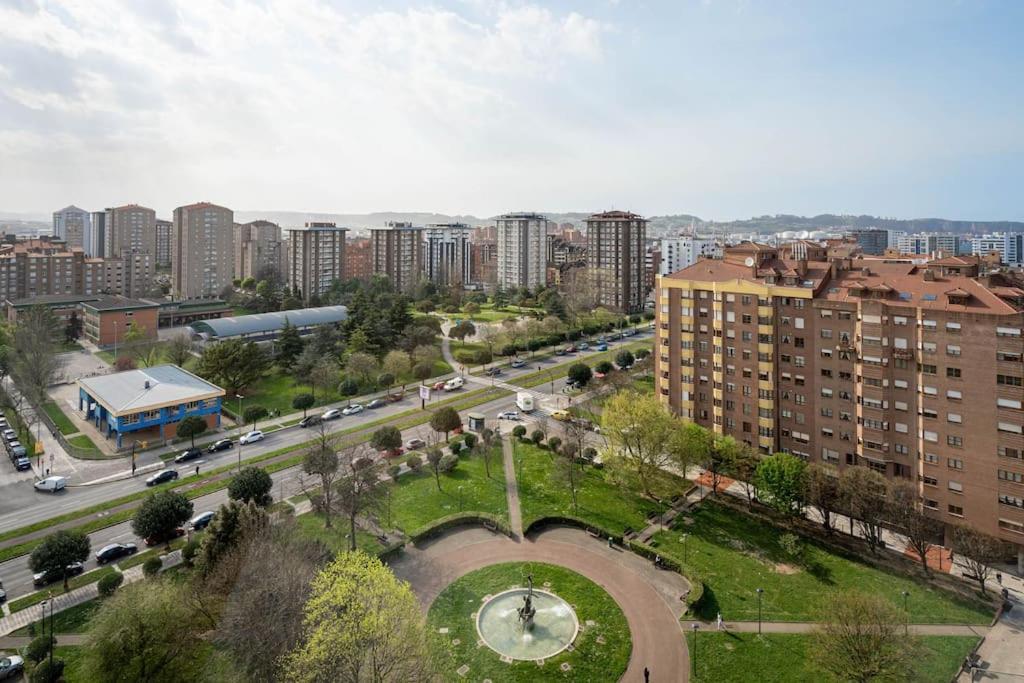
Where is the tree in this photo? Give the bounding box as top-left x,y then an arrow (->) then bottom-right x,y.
29,530 -> 90,591
370,426 -> 402,453
228,466 -> 273,506
805,464 -> 841,534
196,339 -> 269,395
292,393 -> 315,418
64,310 -> 83,342
334,445 -> 386,551
243,405 -> 268,430
463,302 -> 480,318
730,443 -> 760,508
305,358 -> 338,400
346,352 -> 379,387
124,321 -> 160,367
412,362 -> 433,383
80,580 -> 208,683
704,435 -> 739,496
276,318 -> 304,370
951,525 -> 1006,593
448,320 -> 476,346
477,428 -> 498,479
176,414 -> 207,448
567,363 -> 592,388
888,481 -> 944,574
839,466 -> 888,553
812,592 -> 917,683
430,406 -> 462,441
377,372 -> 395,396
197,500 -> 267,576
382,350 -> 411,390
132,490 -> 193,550
615,349 -> 635,369
165,334 -> 193,368
302,424 -> 340,529
601,391 -> 677,497
594,360 -> 614,375
754,453 -> 807,518
425,448 -> 444,491
411,344 -> 440,367
11,306 -> 62,413
338,378 -> 360,398
511,425 -> 526,440
283,551 -> 435,682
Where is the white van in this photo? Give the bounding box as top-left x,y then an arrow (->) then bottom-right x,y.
34,476 -> 67,493
516,392 -> 535,413
444,377 -> 465,391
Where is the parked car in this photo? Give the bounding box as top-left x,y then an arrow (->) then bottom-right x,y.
9,445 -> 26,459
33,562 -> 84,587
443,377 -> 465,391
95,542 -> 137,564
497,410 -> 520,421
0,655 -> 24,680
174,447 -> 202,463
321,408 -> 342,421
13,456 -> 30,471
595,343 -> 608,352
34,476 -> 67,493
145,527 -> 185,547
366,398 -> 387,409
554,348 -> 566,356
145,469 -> 178,487
431,381 -> 447,391
405,438 -> 426,450
380,447 -> 404,459
551,409 -> 571,422
240,430 -> 264,445
207,439 -> 233,453
579,342 -> 590,350
566,344 -> 578,352
190,511 -> 216,531
0,585 -> 5,604
510,358 -> 526,368
341,403 -> 364,416
485,367 -> 502,376
299,414 -> 322,428
1,429 -> 15,443
385,391 -> 404,403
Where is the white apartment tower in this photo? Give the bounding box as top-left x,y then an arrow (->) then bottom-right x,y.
424,223 -> 472,287
495,212 -> 547,291
52,206 -> 91,250
659,236 -> 722,275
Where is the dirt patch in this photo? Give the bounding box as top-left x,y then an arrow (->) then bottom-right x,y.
680,516 -> 696,526
773,562 -> 800,575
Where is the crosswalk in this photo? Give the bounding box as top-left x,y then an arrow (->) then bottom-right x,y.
461,374 -> 565,417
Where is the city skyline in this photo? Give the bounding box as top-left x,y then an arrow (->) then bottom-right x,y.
1,1 -> 1022,220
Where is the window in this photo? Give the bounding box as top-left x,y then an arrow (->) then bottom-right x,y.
946,367 -> 961,379
999,518 -> 1024,534
999,495 -> 1024,509
922,475 -> 938,486
998,470 -> 1024,483
998,398 -> 1022,410
919,363 -> 937,375
948,458 -> 963,470
999,422 -> 1024,434
997,374 -> 1023,387
947,390 -> 962,401
946,345 -> 961,357
996,326 -> 1022,338
923,453 -> 939,465
948,504 -> 964,517
947,435 -> 963,447
820,329 -> 833,339
923,430 -> 938,443
820,407 -> 833,418
948,481 -> 963,493
922,408 -> 938,419
999,446 -> 1022,460
894,422 -> 909,433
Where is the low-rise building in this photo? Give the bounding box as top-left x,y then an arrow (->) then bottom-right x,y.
189,306 -> 347,345
80,297 -> 160,347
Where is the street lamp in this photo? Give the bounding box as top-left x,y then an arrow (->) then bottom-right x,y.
901,590 -> 910,635
113,320 -> 118,361
756,587 -> 764,635
681,533 -> 689,564
458,485 -> 464,511
691,623 -> 699,677
235,394 -> 244,471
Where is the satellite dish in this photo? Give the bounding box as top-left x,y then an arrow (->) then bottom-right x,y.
744,257 -> 755,267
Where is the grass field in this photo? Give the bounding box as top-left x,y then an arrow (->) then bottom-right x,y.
293,511 -> 387,555
7,566 -> 118,613
66,434 -> 103,456
11,598 -> 101,636
42,400 -> 77,435
428,562 -> 631,682
686,632 -> 980,683
650,501 -> 992,624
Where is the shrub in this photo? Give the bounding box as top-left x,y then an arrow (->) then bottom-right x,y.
182,539 -> 200,566
438,453 -> 459,473
512,425 -> 527,439
449,441 -> 462,456
406,454 -> 422,470
387,464 -> 401,481
462,433 -> 477,449
97,571 -> 124,597
530,429 -> 544,445
779,533 -> 806,565
30,657 -> 64,683
142,557 -> 163,577
26,635 -> 51,664
547,436 -> 562,453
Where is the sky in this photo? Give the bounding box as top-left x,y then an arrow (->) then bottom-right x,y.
1,0 -> 1022,221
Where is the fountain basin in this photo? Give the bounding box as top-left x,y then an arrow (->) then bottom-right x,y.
475,588 -> 580,661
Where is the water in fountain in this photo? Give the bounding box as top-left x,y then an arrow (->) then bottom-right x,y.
476,588 -> 579,661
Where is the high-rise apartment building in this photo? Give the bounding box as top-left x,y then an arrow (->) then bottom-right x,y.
585,210 -> 647,314
370,222 -> 423,294
846,228 -> 890,255
234,220 -> 284,282
970,234 -> 1024,267
89,210 -> 108,257
659,236 -> 722,276
53,206 -> 90,250
105,204 -> 157,259
155,219 -> 172,267
896,233 -> 961,256
655,243 -> 1024,569
288,222 -> 347,304
0,239 -> 151,300
495,212 -> 547,291
172,202 -> 234,299
424,223 -> 471,287
470,240 -> 498,287
344,237 -> 373,282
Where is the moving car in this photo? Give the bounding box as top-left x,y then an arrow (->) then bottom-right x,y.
145,469 -> 178,487
190,511 -> 216,531
207,438 -> 233,453
444,377 -> 465,391
33,562 -> 84,587
578,342 -> 590,350
0,583 -> 6,603
33,476 -> 67,493
174,447 -> 202,463
341,403 -> 364,416
405,438 -> 426,450
95,542 -> 137,564
515,392 -> 535,413
566,344 -> 578,353
385,391 -> 404,403
497,410 -> 520,421
510,358 -> 526,368
299,414 -> 322,428
240,430 -> 264,445
551,409 -> 571,422
321,408 -> 342,421
595,343 -> 608,352
145,527 -> 185,547
0,655 -> 24,680
554,348 -> 566,356
366,398 -> 387,409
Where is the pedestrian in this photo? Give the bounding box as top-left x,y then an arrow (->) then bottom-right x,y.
996,572 -> 1003,586
195,465 -> 200,477
607,536 -> 614,549
644,666 -> 650,682
716,613 -> 723,631
45,468 -> 49,476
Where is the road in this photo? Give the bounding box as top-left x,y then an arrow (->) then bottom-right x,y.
0,333 -> 642,602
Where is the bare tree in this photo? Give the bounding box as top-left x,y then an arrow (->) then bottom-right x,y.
887,481 -> 944,574
334,443 -> 386,551
806,464 -> 842,534
839,466 -> 889,553
302,422 -> 341,528
950,524 -> 1006,593
165,334 -> 194,368
730,442 -> 761,509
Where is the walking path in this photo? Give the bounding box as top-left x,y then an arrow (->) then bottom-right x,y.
501,436 -> 523,538
955,598 -> 1024,682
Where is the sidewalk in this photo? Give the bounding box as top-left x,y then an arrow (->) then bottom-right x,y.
956,596 -> 1024,682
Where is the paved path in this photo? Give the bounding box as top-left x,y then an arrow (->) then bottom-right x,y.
956,597 -> 1024,682
501,436 -> 523,538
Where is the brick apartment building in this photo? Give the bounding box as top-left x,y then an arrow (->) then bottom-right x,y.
0,238 -> 152,300
371,222 -> 423,294
344,236 -> 373,282
655,242 -> 1024,569
586,210 -> 647,314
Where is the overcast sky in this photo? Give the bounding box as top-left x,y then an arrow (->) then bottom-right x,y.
1,0 -> 1021,220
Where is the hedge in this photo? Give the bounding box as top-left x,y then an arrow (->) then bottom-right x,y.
523,515 -> 624,543
409,512 -> 511,544
627,538 -> 706,613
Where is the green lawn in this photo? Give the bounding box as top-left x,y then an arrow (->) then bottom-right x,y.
516,442 -> 678,535
11,598 -> 101,636
650,501 -> 992,624
42,401 -> 77,435
686,632 -> 980,683
428,562 -> 631,682
66,434 -> 103,457
7,566 -> 118,613
293,511 -> 387,555
240,369 -> 343,418
389,445 -> 507,535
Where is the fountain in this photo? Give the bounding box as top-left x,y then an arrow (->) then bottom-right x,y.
475,574 -> 580,661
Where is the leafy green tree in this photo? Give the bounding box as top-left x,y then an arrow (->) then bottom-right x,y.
463,302 -> 480,318
614,349 -> 635,369
132,490 -> 193,550
64,310 -> 83,342
165,334 -> 193,368
382,350 -> 412,389
176,414 -> 207,448
429,406 -> 462,441
412,362 -> 433,383
594,360 -> 614,375
346,352 -> 379,387
812,592 -> 917,683
567,363 -> 592,387
124,320 -> 161,367
228,466 -> 273,506
602,391 -> 677,497
197,501 -> 266,574
754,453 -> 808,517
292,393 -> 315,417
276,318 -> 304,370
29,530 -> 90,591
283,552 -> 435,682
338,378 -> 360,397
306,358 -> 338,401
448,320 -> 476,346
243,405 -> 268,430
370,426 -> 402,453
196,339 -> 269,395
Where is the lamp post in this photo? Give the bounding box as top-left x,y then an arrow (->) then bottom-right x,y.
756,587 -> 764,635
691,623 -> 699,677
681,533 -> 689,564
901,590 -> 910,635
458,485 -> 464,512
113,320 -> 118,361
235,394 -> 244,471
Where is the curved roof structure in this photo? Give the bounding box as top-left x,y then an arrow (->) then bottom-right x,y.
189,306 -> 347,340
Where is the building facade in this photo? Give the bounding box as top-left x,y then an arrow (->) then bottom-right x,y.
896,233 -> 961,257
234,220 -> 284,282
155,219 -> 172,267
659,236 -> 722,276
53,206 -> 90,250
0,239 -> 151,300
970,234 -> 1024,267
80,297 -> 160,347
424,223 -> 471,287
89,210 -> 107,257
344,236 -> 373,282
585,210 -> 647,314
288,222 -> 347,303
654,243 -> 1024,568
470,240 -> 498,287
846,228 -> 890,255
495,212 -> 547,291
105,204 -> 157,259
370,222 -> 423,294
172,202 -> 234,300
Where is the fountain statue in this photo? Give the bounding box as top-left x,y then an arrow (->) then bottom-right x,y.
517,574 -> 537,630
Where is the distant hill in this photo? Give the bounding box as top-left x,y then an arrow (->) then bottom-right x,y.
649,213 -> 1024,237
